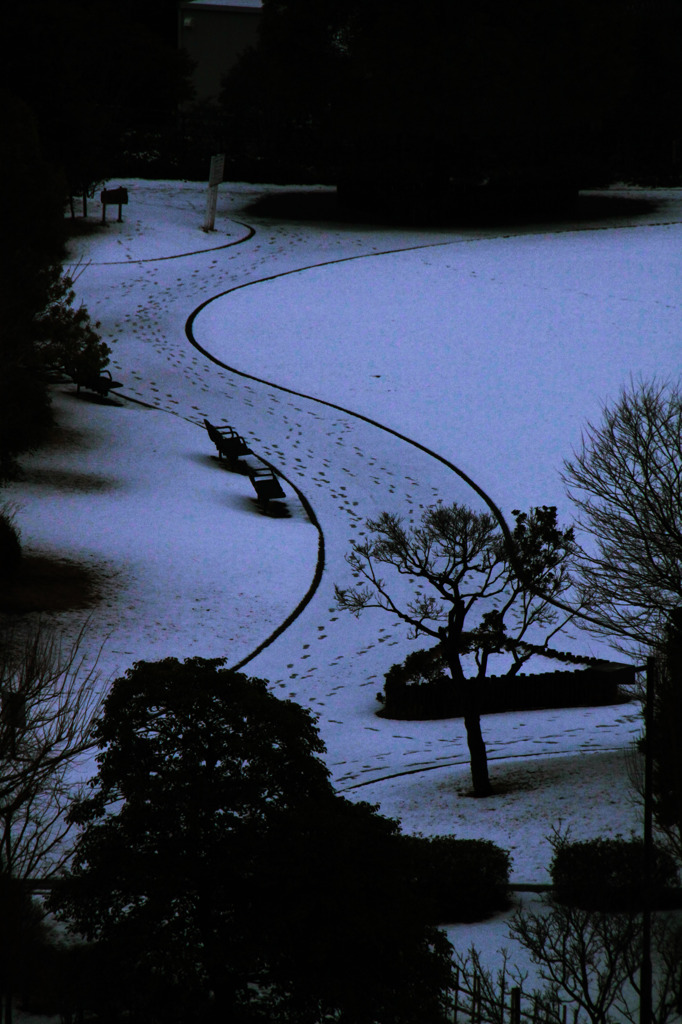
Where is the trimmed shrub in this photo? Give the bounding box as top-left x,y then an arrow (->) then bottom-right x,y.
0,505 -> 21,579
399,835 -> 511,922
380,647 -> 455,720
378,648 -> 635,720
550,836 -> 681,911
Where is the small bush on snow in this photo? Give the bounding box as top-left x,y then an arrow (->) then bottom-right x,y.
399,835 -> 511,922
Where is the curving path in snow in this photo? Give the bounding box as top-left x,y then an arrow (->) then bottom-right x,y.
189,217 -> 682,522
10,180 -> 682,879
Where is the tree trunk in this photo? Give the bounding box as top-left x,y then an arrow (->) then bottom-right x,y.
443,647 -> 492,797
463,707 -> 492,797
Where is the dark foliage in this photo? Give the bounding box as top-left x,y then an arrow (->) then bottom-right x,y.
220,0 -> 347,182
222,0 -> 682,193
647,613 -> 682,863
21,942 -> 120,1023
1,2 -> 194,200
380,648 -> 634,719
50,657 -> 455,1023
550,835 -> 681,911
0,92 -> 110,480
399,835 -> 511,923
0,93 -> 62,479
35,272 -> 111,384
0,508 -> 21,580
0,877 -> 51,1019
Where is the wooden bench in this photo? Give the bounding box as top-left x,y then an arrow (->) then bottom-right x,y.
203,419 -> 252,465
70,369 -> 123,397
248,466 -> 286,503
203,419 -> 285,505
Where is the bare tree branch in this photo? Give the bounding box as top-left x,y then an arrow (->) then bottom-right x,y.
510,899 -> 682,1024
336,501 -> 577,795
0,620 -> 106,880
564,377 -> 682,653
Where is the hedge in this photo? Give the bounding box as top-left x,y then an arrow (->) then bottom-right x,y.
550,836 -> 681,911
378,664 -> 635,720
398,835 -> 511,923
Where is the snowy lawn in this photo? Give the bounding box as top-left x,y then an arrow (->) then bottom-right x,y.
6,180 -> 682,978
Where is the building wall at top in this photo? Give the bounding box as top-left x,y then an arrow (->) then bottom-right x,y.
179,2 -> 262,103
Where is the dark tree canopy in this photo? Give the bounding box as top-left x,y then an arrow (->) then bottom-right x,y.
1,1 -> 193,199
0,92 -> 111,479
223,0 -> 682,191
52,658 -> 454,1023
0,93 -> 63,478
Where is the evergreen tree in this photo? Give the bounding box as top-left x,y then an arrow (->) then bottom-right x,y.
51,658 -> 454,1023
0,93 -> 108,480
0,93 -> 63,479
222,0 -> 682,191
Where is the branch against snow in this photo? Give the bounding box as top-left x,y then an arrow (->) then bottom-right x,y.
509,899 -> 682,1024
563,377 -> 682,653
0,620 -> 105,879
335,502 -> 577,671
335,501 -> 578,797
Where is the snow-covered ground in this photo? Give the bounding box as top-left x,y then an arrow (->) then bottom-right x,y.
6,179 -> 682,974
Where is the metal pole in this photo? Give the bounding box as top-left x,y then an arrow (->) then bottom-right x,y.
640,656 -> 655,1024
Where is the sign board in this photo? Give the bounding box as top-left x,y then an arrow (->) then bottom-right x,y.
101,187 -> 129,205
100,187 -> 129,223
208,154 -> 225,187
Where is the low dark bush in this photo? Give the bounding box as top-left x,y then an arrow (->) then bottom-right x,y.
0,506 -> 22,579
378,648 -> 635,720
550,836 -> 681,911
399,835 -> 511,922
21,940 -> 128,1022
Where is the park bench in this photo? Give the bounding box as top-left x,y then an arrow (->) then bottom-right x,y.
203,419 -> 252,465
69,368 -> 123,398
248,466 -> 286,503
203,419 -> 285,506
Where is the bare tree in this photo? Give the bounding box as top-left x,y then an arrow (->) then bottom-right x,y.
509,899 -> 682,1024
0,622 -> 104,1024
563,378 -> 682,653
0,621 -> 105,880
335,502 -> 576,796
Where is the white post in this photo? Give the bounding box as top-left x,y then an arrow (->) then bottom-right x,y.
203,153 -> 225,232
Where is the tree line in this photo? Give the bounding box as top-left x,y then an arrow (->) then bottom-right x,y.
0,0 -> 193,486
220,0 -> 682,193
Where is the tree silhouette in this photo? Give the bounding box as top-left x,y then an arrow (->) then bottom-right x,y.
52,657 -> 454,1023
564,378 -> 682,652
223,0 -> 682,190
336,503 -> 576,796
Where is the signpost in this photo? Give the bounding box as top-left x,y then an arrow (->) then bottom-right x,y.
100,187 -> 129,223
203,153 -> 225,232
